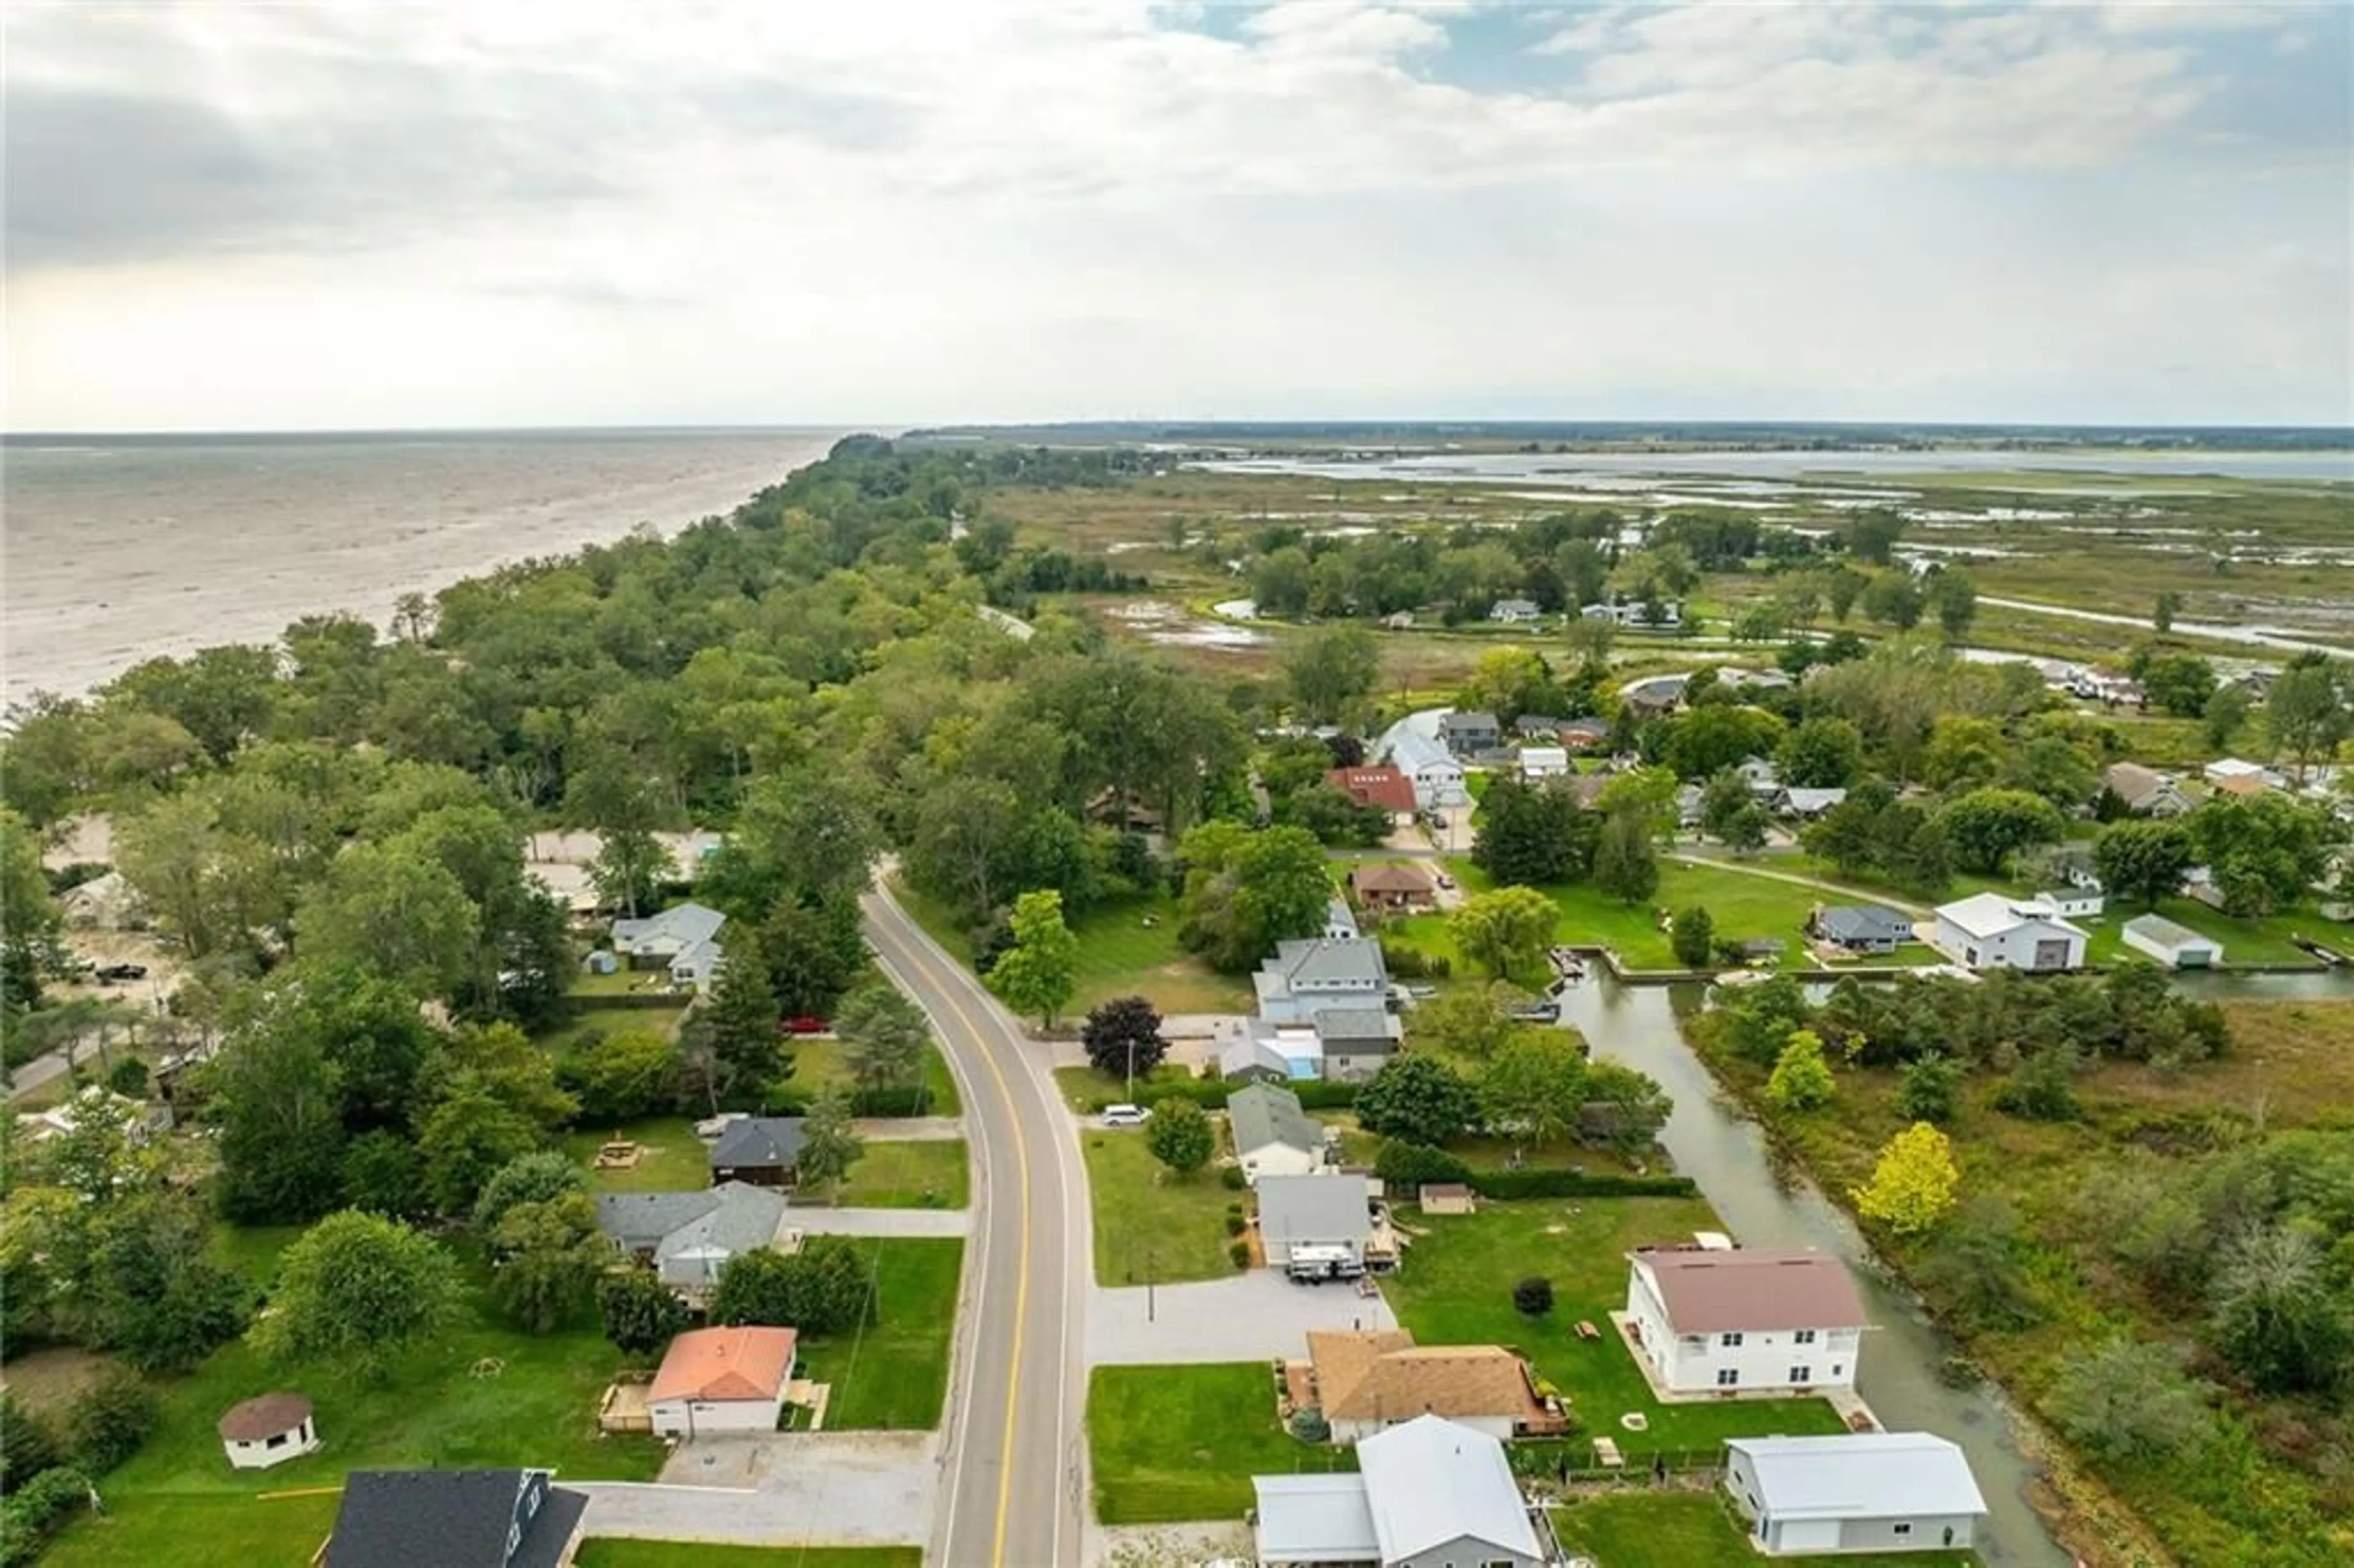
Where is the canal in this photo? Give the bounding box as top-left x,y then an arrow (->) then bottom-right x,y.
1558,966 -> 2348,1567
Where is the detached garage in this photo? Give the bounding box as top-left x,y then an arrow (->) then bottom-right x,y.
1726,1433 -> 1986,1556
2122,913 -> 2222,969
649,1325 -> 797,1438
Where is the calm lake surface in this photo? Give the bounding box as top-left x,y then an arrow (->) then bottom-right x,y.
1197,448 -> 2354,485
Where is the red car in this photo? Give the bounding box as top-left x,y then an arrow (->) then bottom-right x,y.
782,1016 -> 830,1035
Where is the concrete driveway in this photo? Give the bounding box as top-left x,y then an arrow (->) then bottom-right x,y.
1087,1270 -> 1399,1367
786,1206 -> 969,1238
575,1431 -> 935,1547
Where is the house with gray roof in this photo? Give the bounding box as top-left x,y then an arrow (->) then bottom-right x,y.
1251,1414 -> 1543,1567
1259,1173 -> 1388,1278
1254,938 -> 1390,1024
1726,1432 -> 1986,1556
1775,786 -> 1848,820
1811,905 -> 1914,956
1438,710 -> 1501,755
1230,1084 -> 1329,1185
709,1117 -> 808,1187
1381,726 -> 1468,808
609,901 -> 726,992
1311,1006 -> 1401,1080
595,1181 -> 794,1293
323,1469 -> 587,1568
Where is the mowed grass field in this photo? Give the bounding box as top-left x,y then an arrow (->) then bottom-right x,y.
1081,1128 -> 1244,1286
1087,1362 -> 1357,1524
1552,1493 -> 1980,1568
791,1237 -> 965,1430
892,878 -> 1252,1017
831,1138 -> 970,1209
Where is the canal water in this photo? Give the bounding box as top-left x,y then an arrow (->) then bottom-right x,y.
1556,967 -> 2348,1567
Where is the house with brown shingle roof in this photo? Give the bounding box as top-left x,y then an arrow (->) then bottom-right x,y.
1291,1329 -> 1567,1444
1348,861 -> 1437,914
1624,1247 -> 1868,1397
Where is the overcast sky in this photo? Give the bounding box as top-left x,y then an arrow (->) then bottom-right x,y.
7,1 -> 2349,432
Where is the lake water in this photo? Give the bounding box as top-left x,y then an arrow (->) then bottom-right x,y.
1196,448 -> 2354,486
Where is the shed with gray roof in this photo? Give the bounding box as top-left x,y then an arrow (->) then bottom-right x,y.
1726,1432 -> 1986,1556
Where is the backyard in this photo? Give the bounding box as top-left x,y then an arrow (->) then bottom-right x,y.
1087,1362 -> 1357,1524
791,1237 -> 964,1430
1381,1198 -> 1849,1455
1551,1493 -> 1979,1568
1081,1128 -> 1245,1286
831,1138 -> 970,1209
565,1115 -> 713,1192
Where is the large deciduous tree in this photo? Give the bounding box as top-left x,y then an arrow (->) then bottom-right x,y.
1081,995 -> 1167,1083
1447,886 -> 1557,979
1853,1122 -> 1960,1235
1145,1097 -> 1215,1176
1282,625 -> 1381,726
1936,788 -> 2066,876
249,1210 -> 460,1379
1357,1054 -> 1477,1147
1479,1031 -> 1587,1154
988,889 -> 1078,1026
1591,810 -> 1659,905
2093,821 -> 2195,908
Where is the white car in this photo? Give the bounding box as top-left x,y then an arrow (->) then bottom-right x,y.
1101,1103 -> 1149,1127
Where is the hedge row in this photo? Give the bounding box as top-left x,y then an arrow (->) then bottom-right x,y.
1465,1169 -> 1697,1200
766,1085 -> 945,1118
1067,1076 -> 1360,1114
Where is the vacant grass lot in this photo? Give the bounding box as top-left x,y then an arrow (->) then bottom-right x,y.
576,1547 -> 922,1568
1552,1493 -> 1979,1568
1069,892 -> 1256,1014
791,1036 -> 964,1117
1081,1128 -> 1243,1286
1382,1199 -> 1848,1454
793,1238 -> 964,1430
831,1138 -> 969,1209
1088,1363 -> 1357,1524
543,1002 -> 688,1054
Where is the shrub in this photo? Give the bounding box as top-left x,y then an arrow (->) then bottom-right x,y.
1373,1140 -> 1472,1187
1514,1277 -> 1555,1317
1228,1239 -> 1252,1268
1896,1053 -> 1964,1125
1,1467 -> 92,1567
1219,1165 -> 1247,1191
66,1374 -> 159,1476
0,1396 -> 61,1491
1379,942 -> 1429,979
1224,1213 -> 1247,1236
1287,1407 -> 1330,1442
105,1057 -> 150,1097
1468,1170 -> 1697,1200
2048,1339 -> 2217,1467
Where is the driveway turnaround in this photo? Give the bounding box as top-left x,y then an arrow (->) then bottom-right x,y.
852,1116 -> 966,1141
574,1431 -> 935,1546
1086,1271 -> 1400,1366
785,1206 -> 970,1238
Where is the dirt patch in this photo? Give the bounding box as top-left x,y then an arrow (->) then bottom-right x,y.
0,1346 -> 118,1415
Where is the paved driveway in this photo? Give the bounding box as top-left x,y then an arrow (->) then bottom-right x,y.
576,1433 -> 936,1546
1087,1271 -> 1399,1366
787,1206 -> 969,1238
851,1116 -> 965,1141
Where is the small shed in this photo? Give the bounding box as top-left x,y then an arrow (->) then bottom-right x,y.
218,1392 -> 319,1469
1419,1183 -> 1474,1216
2122,913 -> 2222,969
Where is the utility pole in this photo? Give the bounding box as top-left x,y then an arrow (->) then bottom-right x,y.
1147,1250 -> 1157,1323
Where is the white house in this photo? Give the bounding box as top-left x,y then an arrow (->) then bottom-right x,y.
1382,728 -> 1469,809
2122,913 -> 2222,969
1488,599 -> 1542,623
218,1393 -> 319,1470
1726,1433 -> 1987,1556
1252,1415 -> 1544,1568
648,1325 -> 797,1437
1926,892 -> 2087,973
2030,886 -> 2105,919
1230,1084 -> 1330,1184
1518,745 -> 1570,781
1625,1249 -> 1870,1396
1255,939 -> 1390,1024
609,901 -> 727,991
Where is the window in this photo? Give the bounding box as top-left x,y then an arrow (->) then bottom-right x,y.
1719,1331 -> 1744,1347
1894,1523 -> 1913,1537
1716,1368 -> 1740,1387
265,1432 -> 287,1448
1794,1329 -> 1816,1345
1832,1364 -> 1844,1377
1788,1366 -> 1811,1384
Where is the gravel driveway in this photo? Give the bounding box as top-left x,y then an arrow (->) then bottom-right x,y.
576,1432 -> 936,1547
1087,1270 -> 1399,1366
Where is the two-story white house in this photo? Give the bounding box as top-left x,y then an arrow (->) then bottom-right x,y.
1925,892 -> 2087,973
1254,938 -> 1390,1024
1382,728 -> 1469,810
1625,1249 -> 1870,1396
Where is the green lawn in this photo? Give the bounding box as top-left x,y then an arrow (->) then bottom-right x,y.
1081,1128 -> 1244,1286
576,1544 -> 921,1568
1054,1062 -> 1204,1113
542,1003 -> 687,1054
1087,1363 -> 1357,1524
794,1238 -> 963,1430
2077,894 -> 2325,969
563,1116 -> 712,1192
1552,1493 -> 1979,1568
895,880 -> 1250,1016
790,1037 -> 964,1117
1382,1199 -> 1849,1454
832,1138 -> 969,1209
50,1235 -> 665,1568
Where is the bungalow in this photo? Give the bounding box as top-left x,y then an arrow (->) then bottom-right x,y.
1811,905 -> 1913,956
1488,599 -> 1542,623
1560,715 -> 1612,750
1230,1084 -> 1330,1184
1726,1433 -> 1986,1556
1349,862 -> 1438,914
2122,913 -> 2222,969
1618,673 -> 1688,716
1518,745 -> 1571,781
609,902 -> 726,992
1624,1247 -> 1870,1395
321,1469 -> 588,1568
1251,1415 -> 1544,1568
2204,756 -> 2276,789
1260,1173 -> 1389,1279
1438,710 -> 1503,756
708,1117 -> 808,1187
1294,1330 -> 1565,1444
1927,893 -> 2087,972
1513,714 -> 1566,739
1327,765 -> 1419,821
1774,786 -> 1847,820
648,1325 -> 798,1438
2101,761 -> 2190,817
1255,938 -> 1390,1024
1583,599 -> 1684,629
594,1182 -> 793,1293
1382,729 -> 1469,809
2030,886 -> 2105,919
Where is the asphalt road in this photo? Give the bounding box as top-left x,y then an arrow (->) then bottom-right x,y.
864,885 -> 1086,1568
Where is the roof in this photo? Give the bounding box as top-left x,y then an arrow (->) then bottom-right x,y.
1230,1084 -> 1324,1156
1563,773 -> 1612,810
1357,1414 -> 1541,1561
709,1117 -> 807,1171
1780,787 -> 1847,813
1634,1248 -> 1870,1334
2123,913 -> 2216,951
611,901 -> 725,951
1309,1331 -> 1541,1423
595,1189 -> 723,1250
1221,1035 -> 1291,1079
1328,766 -> 1418,815
1521,746 -> 1570,769
1816,905 -> 1913,944
1311,1006 -> 1399,1046
326,1470 -> 586,1568
649,1325 -> 799,1404
218,1392 -> 313,1442
656,1182 -> 790,1263
1265,938 -> 1387,990
1935,891 -> 2084,941
2104,761 -> 2170,802
1350,862 -> 1435,896
1384,728 -> 1460,776
1253,1474 -> 1379,1562
1259,1174 -> 1372,1249
1727,1433 -> 1987,1521
2214,772 -> 2269,797
1441,710 -> 1500,734
1563,716 -> 1612,737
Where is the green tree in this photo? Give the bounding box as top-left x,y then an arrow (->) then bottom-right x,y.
0,809 -> 62,1013
709,1235 -> 872,1335
2187,792 -> 2340,918
1282,625 -> 1381,726
1853,1122 -> 1960,1235
489,1191 -> 608,1334
2264,657 -> 2347,784
2094,821 -> 2195,908
988,889 -> 1079,1026
1403,986 -> 1523,1062
1776,717 -> 1864,789
1862,573 -> 1923,630
340,1130 -> 427,1218
564,1027 -> 680,1122
757,894 -> 869,1020
2049,1339 -> 2215,1467
471,1150 -> 587,1238
1591,810 -> 1659,905
1937,788 -> 2066,875
600,1269 -> 688,1357
1766,1029 -> 1837,1111
294,842 -> 479,999
417,1083 -> 541,1216
2152,591 -> 2180,634
65,1372 -> 160,1476
1357,1054 -> 1478,1147
1842,511 -> 1906,566
2139,653 -> 2217,718
1447,886 -> 1557,979
1145,1096 -> 1215,1175
1925,568 -> 1976,643
210,1010 -> 348,1225
249,1210 -> 461,1379
1479,1031 -> 1587,1154
590,826 -> 667,921
1669,906 -> 1715,967
2206,1222 -> 2350,1395
2201,682 -> 2250,752
1472,775 -> 1596,887
1081,995 -> 1167,1084
680,956 -> 785,1113
1895,1053 -> 1964,1125
833,981 -> 929,1095
1921,717 -> 2006,793
796,1087 -> 864,1193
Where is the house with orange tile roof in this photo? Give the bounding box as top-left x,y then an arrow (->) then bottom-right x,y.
647,1325 -> 798,1437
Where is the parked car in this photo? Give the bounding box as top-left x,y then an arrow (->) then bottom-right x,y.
93,963 -> 148,983
1404,983 -> 1438,999
1101,1103 -> 1149,1127
782,1015 -> 830,1035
